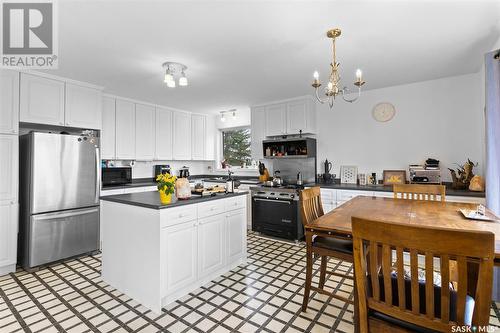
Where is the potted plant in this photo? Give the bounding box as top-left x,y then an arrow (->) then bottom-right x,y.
156,173 -> 177,204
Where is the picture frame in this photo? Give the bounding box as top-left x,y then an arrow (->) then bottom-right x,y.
383,170 -> 406,185
340,165 -> 358,184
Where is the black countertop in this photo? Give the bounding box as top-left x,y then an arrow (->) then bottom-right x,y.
100,190 -> 248,209
101,175 -> 484,198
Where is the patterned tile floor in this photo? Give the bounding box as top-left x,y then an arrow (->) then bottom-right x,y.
0,233 -> 499,333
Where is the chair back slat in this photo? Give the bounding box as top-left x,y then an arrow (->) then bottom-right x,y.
456,256 -> 468,324
369,242 -> 380,302
299,187 -> 324,226
393,184 -> 446,202
352,218 -> 495,333
410,249 -> 420,315
396,247 -> 405,310
425,252 -> 434,319
382,244 -> 392,306
440,254 -> 450,323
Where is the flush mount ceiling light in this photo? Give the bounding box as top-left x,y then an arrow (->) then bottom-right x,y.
311,28 -> 366,109
220,109 -> 237,122
162,62 -> 188,88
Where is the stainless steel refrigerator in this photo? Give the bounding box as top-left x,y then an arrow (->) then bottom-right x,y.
19,132 -> 100,270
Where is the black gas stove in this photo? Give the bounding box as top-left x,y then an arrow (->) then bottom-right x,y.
250,184 -> 304,241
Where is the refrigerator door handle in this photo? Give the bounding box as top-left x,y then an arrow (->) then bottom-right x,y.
33,207 -> 99,220
95,147 -> 100,204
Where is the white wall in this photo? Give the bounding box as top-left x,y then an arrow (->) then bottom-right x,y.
316,72 -> 484,182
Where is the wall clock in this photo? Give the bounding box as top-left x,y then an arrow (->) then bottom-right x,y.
372,102 -> 396,122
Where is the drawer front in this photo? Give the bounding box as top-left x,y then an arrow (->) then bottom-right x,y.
337,190 -> 372,202
198,199 -> 225,219
123,187 -> 144,194
320,188 -> 335,200
123,186 -> 157,194
446,196 -> 485,204
100,189 -> 124,197
225,195 -> 247,211
371,191 -> 394,198
161,205 -> 198,228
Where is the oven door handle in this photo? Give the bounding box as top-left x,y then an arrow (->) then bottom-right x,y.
253,198 -> 292,204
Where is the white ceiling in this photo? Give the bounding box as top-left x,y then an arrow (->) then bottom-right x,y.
45,0 -> 500,114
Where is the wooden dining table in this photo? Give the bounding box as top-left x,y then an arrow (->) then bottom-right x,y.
306,196 -> 500,264
305,195 -> 500,332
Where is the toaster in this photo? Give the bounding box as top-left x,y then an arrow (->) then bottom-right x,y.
409,166 -> 441,184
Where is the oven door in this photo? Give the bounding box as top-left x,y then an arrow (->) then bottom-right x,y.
252,197 -> 301,240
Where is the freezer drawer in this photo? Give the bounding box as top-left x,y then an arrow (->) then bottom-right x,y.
25,207 -> 99,268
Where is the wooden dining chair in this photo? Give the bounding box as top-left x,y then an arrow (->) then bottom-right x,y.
300,187 -> 354,312
393,184 -> 446,202
352,217 -> 494,333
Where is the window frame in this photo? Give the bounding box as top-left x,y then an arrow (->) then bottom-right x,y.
216,125 -> 255,171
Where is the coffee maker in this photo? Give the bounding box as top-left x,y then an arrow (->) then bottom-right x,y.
154,165 -> 171,177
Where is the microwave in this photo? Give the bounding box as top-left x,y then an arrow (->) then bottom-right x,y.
102,167 -> 132,187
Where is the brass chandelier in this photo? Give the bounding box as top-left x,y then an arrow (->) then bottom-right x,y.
311,28 -> 365,109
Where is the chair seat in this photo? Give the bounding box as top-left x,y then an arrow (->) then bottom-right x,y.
313,236 -> 353,254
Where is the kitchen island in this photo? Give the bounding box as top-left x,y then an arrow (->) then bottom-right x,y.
100,191 -> 248,314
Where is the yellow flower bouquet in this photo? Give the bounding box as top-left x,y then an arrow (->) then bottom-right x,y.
156,173 -> 177,204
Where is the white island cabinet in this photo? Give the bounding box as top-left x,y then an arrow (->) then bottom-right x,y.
100,193 -> 247,314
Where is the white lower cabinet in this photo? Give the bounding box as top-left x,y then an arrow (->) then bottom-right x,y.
226,209 -> 246,263
198,215 -> 225,278
0,203 -> 17,273
161,221 -> 198,297
158,197 -> 247,303
101,195 -> 247,313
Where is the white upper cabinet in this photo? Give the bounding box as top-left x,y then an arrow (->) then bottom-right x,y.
155,107 -> 173,160
250,106 -> 266,159
205,115 -> 215,161
256,96 -> 316,137
65,83 -> 102,129
115,99 -> 136,160
172,111 -> 191,160
135,103 -> 155,161
286,98 -> 315,135
0,135 -> 18,203
101,97 -> 116,160
265,103 -> 286,137
20,73 -> 65,126
0,70 -> 19,135
191,114 -> 206,160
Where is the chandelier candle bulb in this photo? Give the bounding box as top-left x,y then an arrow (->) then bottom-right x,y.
356,69 -> 362,80
313,71 -> 319,79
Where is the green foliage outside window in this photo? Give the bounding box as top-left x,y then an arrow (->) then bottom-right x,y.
222,128 -> 251,167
